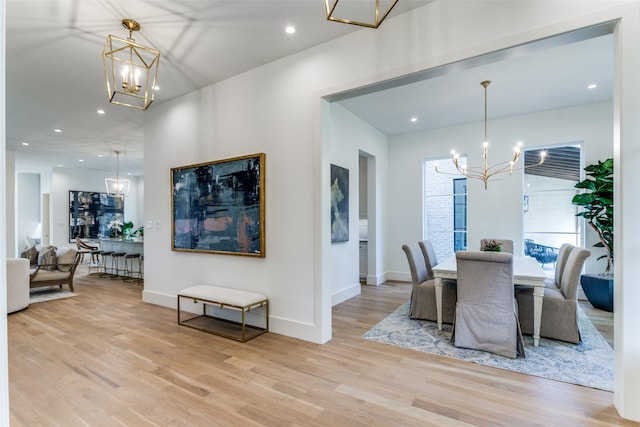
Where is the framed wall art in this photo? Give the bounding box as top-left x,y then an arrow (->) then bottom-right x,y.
69,191 -> 124,241
171,153 -> 265,257
330,164 -> 349,243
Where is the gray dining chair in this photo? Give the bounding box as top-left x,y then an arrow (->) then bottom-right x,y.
451,251 -> 525,358
418,240 -> 439,279
480,239 -> 514,254
402,243 -> 456,323
516,247 -> 590,344
544,243 -> 574,288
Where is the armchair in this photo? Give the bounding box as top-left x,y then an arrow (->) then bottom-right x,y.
76,237 -> 100,264
30,249 -> 82,292
7,258 -> 30,313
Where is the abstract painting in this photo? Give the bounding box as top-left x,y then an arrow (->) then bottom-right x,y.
171,153 -> 265,257
331,164 -> 349,243
69,191 -> 124,241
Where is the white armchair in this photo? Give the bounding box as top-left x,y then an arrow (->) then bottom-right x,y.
7,258 -> 30,313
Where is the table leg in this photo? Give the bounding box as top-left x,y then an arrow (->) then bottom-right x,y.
435,277 -> 443,331
533,286 -> 543,347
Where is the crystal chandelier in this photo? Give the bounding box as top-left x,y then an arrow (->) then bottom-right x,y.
436,80 -> 546,189
324,0 -> 399,29
103,19 -> 160,110
105,151 -> 131,198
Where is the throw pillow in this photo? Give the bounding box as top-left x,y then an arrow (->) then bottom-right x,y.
20,246 -> 39,266
56,248 -> 77,272
38,246 -> 58,271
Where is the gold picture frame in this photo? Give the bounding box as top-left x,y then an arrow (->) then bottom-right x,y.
171,153 -> 265,257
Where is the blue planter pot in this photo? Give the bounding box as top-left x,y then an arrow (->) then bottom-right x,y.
580,274 -> 614,312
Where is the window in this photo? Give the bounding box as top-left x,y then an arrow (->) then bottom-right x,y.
524,145 -> 581,268
424,157 -> 468,261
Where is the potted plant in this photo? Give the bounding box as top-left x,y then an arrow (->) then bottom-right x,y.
480,240 -> 502,252
571,158 -> 613,312
107,219 -> 124,238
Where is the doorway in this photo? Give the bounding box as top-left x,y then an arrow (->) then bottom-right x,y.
359,151 -> 375,285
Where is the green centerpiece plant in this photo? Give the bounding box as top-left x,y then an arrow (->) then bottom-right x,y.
480,239 -> 501,252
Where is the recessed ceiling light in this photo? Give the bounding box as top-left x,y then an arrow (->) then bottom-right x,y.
587,83 -> 598,89
410,117 -> 418,123
21,142 -> 29,146
97,109 -> 105,114
98,154 -> 104,158
54,129 -> 62,133
285,26 -> 296,34
78,159 -> 84,162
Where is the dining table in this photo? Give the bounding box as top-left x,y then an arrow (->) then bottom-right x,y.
432,254 -> 547,347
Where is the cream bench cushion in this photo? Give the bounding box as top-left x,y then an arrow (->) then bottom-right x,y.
179,285 -> 266,308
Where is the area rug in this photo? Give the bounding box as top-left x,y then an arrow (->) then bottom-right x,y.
29,287 -> 77,304
363,301 -> 613,392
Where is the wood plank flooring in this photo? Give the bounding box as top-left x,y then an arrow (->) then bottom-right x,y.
8,268 -> 634,426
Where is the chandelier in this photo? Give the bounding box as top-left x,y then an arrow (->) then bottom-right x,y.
103,19 -> 160,110
105,151 -> 131,198
324,0 -> 399,28
436,80 -> 546,189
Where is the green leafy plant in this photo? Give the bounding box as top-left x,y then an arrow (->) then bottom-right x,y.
122,221 -> 134,237
572,158 -> 613,274
480,239 -> 501,252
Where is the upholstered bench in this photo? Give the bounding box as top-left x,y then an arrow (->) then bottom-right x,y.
177,285 -> 268,342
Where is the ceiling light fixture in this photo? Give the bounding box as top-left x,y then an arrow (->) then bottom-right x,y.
435,80 -> 546,190
105,151 -> 131,198
324,0 -> 398,29
103,19 -> 160,110
285,26 -> 296,34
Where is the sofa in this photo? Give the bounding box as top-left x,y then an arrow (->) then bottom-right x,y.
28,246 -> 82,292
7,258 -> 30,313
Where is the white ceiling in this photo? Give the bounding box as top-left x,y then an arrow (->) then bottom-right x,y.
337,31 -> 614,136
5,1 -> 614,177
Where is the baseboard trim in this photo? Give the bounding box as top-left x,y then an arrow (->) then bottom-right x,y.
332,283 -> 361,306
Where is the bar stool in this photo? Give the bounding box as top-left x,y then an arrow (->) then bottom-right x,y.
123,253 -> 142,283
87,249 -> 103,275
98,251 -> 114,276
110,252 -> 127,279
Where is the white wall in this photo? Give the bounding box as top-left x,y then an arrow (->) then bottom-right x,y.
16,172 -> 39,252
142,1 -> 640,419
1,1 -> 9,422
329,103 -> 388,305
50,168 -> 143,248
387,101 -> 613,278
5,151 -> 14,258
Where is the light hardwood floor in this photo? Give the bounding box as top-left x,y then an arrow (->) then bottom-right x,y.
8,269 -> 633,426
